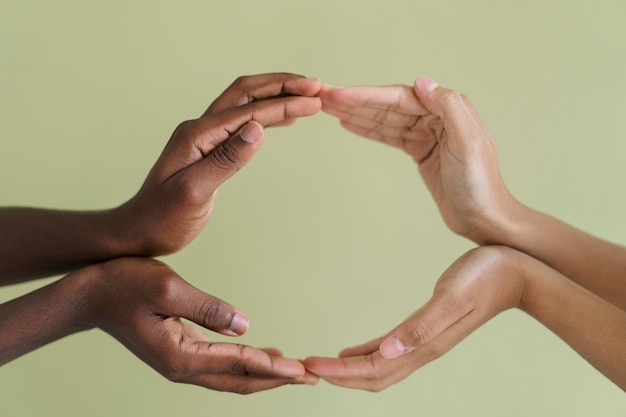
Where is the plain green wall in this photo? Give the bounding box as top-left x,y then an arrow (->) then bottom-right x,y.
1,1 -> 626,415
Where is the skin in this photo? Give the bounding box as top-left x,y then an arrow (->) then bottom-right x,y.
305,246 -> 626,392
0,257 -> 318,393
0,73 -> 322,393
304,77 -> 626,391
0,73 -> 322,284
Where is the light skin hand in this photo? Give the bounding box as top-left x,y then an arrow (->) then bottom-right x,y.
0,73 -> 322,283
304,246 -> 626,392
304,246 -> 525,392
0,257 -> 318,393
318,79 -> 517,245
320,78 -> 626,311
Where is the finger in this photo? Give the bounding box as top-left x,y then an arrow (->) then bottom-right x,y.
191,95 -> 320,157
159,95 -> 320,181
308,310 -> 483,391
259,347 -> 283,356
320,85 -> 429,116
322,101 -> 424,130
267,117 -> 297,127
413,77 -> 482,134
186,342 -> 307,378
304,350 -> 406,381
211,94 -> 321,129
183,120 -> 266,194
203,73 -> 322,117
324,104 -> 433,142
167,279 -> 249,337
379,295 -> 473,359
320,365 -> 414,392
186,372 -> 315,394
338,337 -> 382,358
341,120 -> 438,162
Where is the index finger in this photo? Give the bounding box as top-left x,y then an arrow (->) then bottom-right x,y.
190,95 -> 321,156
186,342 -> 307,378
303,351 -> 411,392
319,84 -> 430,117
203,73 -> 322,117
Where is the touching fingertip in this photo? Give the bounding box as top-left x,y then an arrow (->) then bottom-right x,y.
416,76 -> 439,93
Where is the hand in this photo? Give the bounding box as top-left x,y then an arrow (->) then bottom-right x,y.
304,246 -> 525,392
319,78 -> 519,244
80,257 -> 317,394
117,73 -> 322,255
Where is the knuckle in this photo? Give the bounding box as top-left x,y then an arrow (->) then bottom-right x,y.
210,141 -> 241,171
172,119 -> 198,140
372,109 -> 389,124
158,358 -> 188,382
230,76 -> 254,101
175,173 -> 207,207
195,298 -> 230,329
407,321 -> 432,347
439,90 -> 464,109
231,75 -> 248,89
152,270 -> 181,301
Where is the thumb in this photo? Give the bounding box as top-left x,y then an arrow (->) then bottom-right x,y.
195,120 -> 265,191
413,77 -> 474,129
379,296 -> 469,359
170,280 -> 250,337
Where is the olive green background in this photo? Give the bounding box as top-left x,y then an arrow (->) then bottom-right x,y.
1,1 -> 626,415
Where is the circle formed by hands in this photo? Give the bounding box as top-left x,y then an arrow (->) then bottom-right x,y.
8,72 -> 618,397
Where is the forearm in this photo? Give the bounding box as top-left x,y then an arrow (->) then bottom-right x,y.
497,204 -> 626,310
0,269 -> 93,365
521,254 -> 626,390
0,207 -> 134,284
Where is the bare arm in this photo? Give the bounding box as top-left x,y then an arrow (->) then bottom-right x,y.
0,257 -> 317,393
318,79 -> 626,310
0,73 -> 322,284
305,246 -> 626,391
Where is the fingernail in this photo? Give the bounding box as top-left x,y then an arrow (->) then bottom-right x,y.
230,312 -> 249,335
417,76 -> 439,93
238,122 -> 261,144
379,337 -> 406,359
307,76 -> 320,81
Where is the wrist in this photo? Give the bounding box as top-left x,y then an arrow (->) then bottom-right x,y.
475,197 -> 531,247
62,264 -> 103,329
107,201 -> 154,257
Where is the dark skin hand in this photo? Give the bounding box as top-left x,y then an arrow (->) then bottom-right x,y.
0,257 -> 318,394
0,73 -> 322,283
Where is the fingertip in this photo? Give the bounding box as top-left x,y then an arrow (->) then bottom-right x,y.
413,76 -> 442,116
284,75 -> 322,96
301,371 -> 320,386
238,120 -> 264,144
415,76 -> 439,94
225,311 -> 249,336
301,357 -> 323,375
379,336 -> 408,360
